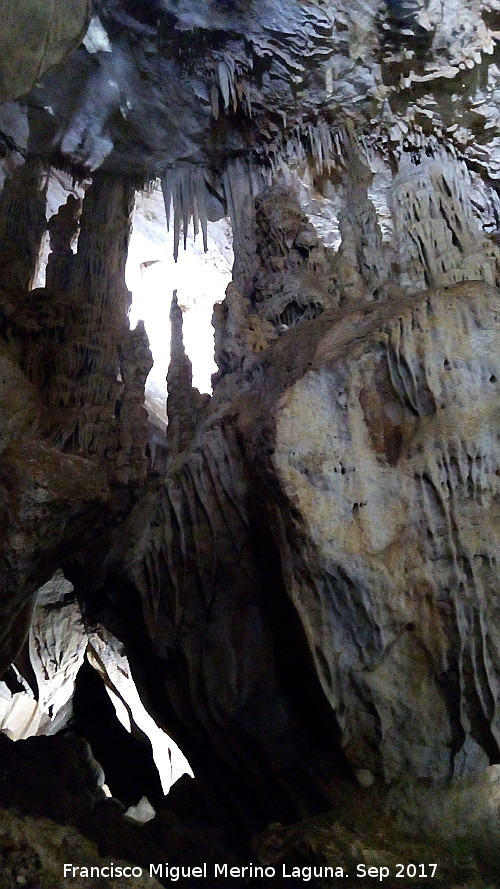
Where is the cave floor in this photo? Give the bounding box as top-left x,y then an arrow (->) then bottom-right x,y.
0,774 -> 497,889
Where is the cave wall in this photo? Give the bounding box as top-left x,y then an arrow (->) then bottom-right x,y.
0,165 -> 153,675
1,2 -> 500,877
82,173 -> 500,808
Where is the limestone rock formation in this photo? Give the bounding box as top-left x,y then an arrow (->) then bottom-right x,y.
0,167 -> 151,676
1,2 -> 500,886
0,806 -> 162,889
0,0 -> 91,105
0,442 -> 109,676
81,418 -> 335,827
252,775 -> 492,886
166,292 -> 209,457
240,280 -> 500,783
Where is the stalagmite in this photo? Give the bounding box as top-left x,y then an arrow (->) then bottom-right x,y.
115,320 -> 153,483
166,291 -> 208,456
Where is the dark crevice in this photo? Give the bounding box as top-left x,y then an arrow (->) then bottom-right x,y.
247,489 -> 352,788
81,571 -> 314,839
71,658 -> 165,809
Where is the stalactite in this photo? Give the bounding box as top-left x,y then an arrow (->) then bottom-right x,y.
217,59 -> 236,113
279,122 -> 347,179
161,166 -> 209,262
390,149 -> 500,292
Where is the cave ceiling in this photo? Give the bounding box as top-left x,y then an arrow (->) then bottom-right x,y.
2,0 -> 500,187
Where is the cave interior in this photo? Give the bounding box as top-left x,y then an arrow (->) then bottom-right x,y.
1,1 -> 500,887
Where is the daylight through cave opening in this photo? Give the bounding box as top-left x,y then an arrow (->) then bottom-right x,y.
0,568 -> 194,817
126,185 -> 233,414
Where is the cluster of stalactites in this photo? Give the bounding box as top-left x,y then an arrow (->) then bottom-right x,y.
157,119 -> 495,272
279,121 -> 348,177
210,57 -> 254,121
160,158 -> 266,293
161,166 -> 209,262
390,147 -> 500,292
152,121 -> 500,402
157,122 -> 356,269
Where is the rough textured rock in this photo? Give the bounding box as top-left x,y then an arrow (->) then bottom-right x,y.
115,320 -> 153,483
252,776 -> 492,888
213,184 -> 338,382
0,570 -> 90,739
206,179 -> 500,787
0,807 -> 162,889
2,2 -> 500,884
0,567 -> 192,799
92,168 -> 500,833
0,443 -> 109,676
240,280 -> 500,783
0,168 -> 153,673
78,418 -> 339,829
166,292 -> 209,458
0,731 -> 222,882
0,0 -> 496,237
86,623 -> 193,793
0,158 -> 47,293
0,0 -> 91,105
388,764 -> 500,872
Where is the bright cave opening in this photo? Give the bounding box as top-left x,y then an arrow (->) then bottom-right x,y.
33,173 -> 234,425
126,185 -> 233,422
0,570 -> 193,819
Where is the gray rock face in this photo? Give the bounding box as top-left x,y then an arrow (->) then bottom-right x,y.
388,763 -> 500,871
0,0 -> 91,105
1,2 -> 500,878
0,805 -> 163,889
0,167 -> 154,674
91,420 -> 335,825
0,0 -> 497,234
206,182 -> 500,786
81,275 -> 500,828
258,281 -> 500,782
